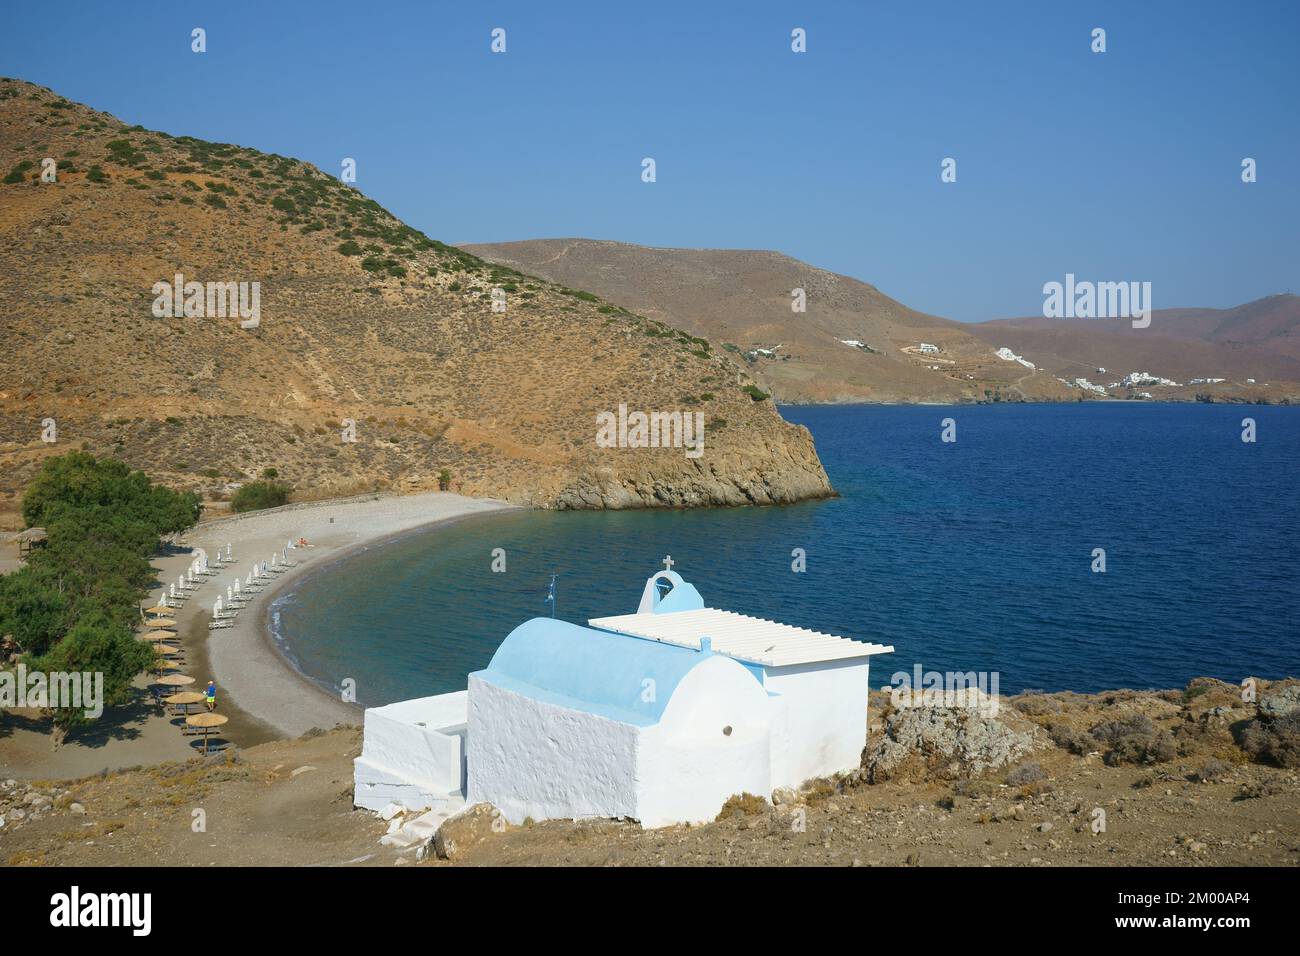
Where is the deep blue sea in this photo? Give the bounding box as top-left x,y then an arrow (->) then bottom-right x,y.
273,403 -> 1300,707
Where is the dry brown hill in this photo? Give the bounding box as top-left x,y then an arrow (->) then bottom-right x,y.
466,239 -> 1300,405
464,239 -> 1076,404
0,79 -> 833,522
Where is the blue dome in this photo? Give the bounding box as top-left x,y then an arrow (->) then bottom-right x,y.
473,618 -> 726,726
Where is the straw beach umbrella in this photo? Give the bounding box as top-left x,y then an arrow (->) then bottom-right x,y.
164,691 -> 206,717
187,712 -> 229,753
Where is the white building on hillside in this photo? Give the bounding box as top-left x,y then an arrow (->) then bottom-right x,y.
354,568 -> 893,828
995,347 -> 1036,369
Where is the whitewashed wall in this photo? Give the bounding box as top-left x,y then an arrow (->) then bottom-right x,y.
763,660 -> 871,787
637,655 -> 772,827
353,692 -> 467,812
466,675 -> 642,825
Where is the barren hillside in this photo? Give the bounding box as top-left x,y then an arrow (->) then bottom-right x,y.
0,79 -> 833,524
465,239 -> 1076,404
467,240 -> 1300,406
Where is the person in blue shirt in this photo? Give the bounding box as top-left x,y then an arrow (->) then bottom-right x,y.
205,680 -> 216,712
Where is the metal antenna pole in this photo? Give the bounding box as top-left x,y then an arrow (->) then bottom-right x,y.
545,573 -> 558,619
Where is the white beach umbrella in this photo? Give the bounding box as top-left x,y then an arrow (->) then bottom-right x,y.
213,598 -> 222,617
227,585 -> 233,603
169,583 -> 177,598
226,543 -> 232,560
233,578 -> 241,596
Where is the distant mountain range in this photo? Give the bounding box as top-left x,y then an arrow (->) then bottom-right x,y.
467,239 -> 1300,405
970,296 -> 1300,386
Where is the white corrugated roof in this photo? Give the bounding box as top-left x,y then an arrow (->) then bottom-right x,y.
588,608 -> 893,667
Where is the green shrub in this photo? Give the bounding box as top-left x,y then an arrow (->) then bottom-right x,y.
1090,715 -> 1177,766
231,480 -> 291,513
3,160 -> 34,184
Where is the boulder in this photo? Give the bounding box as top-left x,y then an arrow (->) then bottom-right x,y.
1258,682 -> 1300,720
864,690 -> 1044,783
433,803 -> 504,861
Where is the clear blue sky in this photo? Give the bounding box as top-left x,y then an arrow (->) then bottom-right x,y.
3,0 -> 1297,321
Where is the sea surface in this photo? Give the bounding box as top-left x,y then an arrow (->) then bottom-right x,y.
272,403 -> 1300,707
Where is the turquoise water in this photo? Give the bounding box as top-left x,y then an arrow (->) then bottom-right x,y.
273,403 -> 1300,707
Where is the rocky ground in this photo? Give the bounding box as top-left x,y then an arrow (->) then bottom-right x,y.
2,676 -> 1295,867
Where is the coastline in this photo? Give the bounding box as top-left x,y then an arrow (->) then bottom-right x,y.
175,491 -> 519,739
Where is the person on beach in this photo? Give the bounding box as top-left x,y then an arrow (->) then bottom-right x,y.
205,680 -> 216,712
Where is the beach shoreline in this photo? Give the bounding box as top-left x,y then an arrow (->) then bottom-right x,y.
176,491 -> 519,739
0,491 -> 519,780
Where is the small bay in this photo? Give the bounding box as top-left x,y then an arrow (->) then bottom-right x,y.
274,403 -> 1300,707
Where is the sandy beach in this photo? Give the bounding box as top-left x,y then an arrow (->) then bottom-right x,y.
0,491 -> 516,779
171,491 -> 517,736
